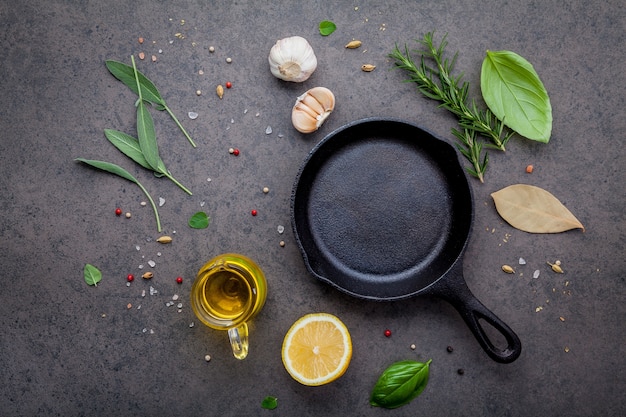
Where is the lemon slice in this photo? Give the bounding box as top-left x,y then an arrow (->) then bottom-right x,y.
281,313 -> 352,386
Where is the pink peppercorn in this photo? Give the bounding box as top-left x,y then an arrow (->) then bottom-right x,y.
384,329 -> 392,337
176,277 -> 183,284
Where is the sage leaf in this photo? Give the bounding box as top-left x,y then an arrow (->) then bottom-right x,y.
319,20 -> 337,36
370,360 -> 432,409
491,184 -> 584,233
105,60 -> 164,107
75,158 -> 162,232
136,100 -> 162,172
105,59 -> 196,147
84,263 -> 102,286
104,129 -> 152,170
261,396 -> 278,410
481,50 -> 552,142
188,211 -> 210,229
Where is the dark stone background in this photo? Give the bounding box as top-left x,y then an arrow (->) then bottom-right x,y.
1,1 -> 624,415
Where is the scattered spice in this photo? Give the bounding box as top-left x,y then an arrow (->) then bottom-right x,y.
115,207 -> 122,216
138,52 -> 145,60
138,37 -> 144,44
564,347 -> 570,353
447,345 -> 454,353
204,354 -> 212,362
457,368 -> 465,375
263,187 -> 270,194
251,210 -> 258,216
279,240 -> 285,247
208,46 -> 215,53
151,55 -> 157,62
384,329 -> 392,337
216,84 -> 224,99
142,272 -> 154,279
501,265 -> 515,274
125,212 -> 132,218
156,236 -> 173,244
176,276 -> 183,284
127,274 -> 134,282
345,40 -> 362,49
127,303 -> 132,309
226,57 -> 232,63
233,148 -> 240,156
226,81 -> 232,89
196,89 -> 202,96
526,164 -> 534,173
548,261 -> 564,273
361,64 -> 376,72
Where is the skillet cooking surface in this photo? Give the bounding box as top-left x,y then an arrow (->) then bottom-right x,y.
292,119 -> 472,300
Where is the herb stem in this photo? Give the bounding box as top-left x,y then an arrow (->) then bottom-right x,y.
164,105 -> 197,148
164,172 -> 192,195
136,180 -> 162,232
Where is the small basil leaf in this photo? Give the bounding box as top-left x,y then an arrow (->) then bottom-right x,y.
188,211 -> 210,229
84,263 -> 102,286
319,20 -> 337,36
261,396 -> 278,410
481,50 -> 552,142
370,359 -> 432,409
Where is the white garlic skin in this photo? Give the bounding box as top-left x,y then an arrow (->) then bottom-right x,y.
269,36 -> 318,82
292,87 -> 335,133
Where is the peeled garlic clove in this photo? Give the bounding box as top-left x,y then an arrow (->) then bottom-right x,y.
292,87 -> 335,133
268,36 -> 317,82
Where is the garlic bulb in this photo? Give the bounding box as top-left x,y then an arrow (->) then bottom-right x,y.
292,87 -> 335,133
268,36 -> 317,82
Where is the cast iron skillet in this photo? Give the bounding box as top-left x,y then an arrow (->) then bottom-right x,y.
291,118 -> 521,363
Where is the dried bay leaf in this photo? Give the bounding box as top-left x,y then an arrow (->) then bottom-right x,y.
491,184 -> 584,233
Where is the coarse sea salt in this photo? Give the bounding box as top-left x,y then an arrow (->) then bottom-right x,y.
148,260 -> 156,267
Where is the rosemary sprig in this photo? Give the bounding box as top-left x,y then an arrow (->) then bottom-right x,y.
390,32 -> 515,182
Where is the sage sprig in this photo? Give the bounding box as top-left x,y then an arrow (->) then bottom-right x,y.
105,59 -> 197,148
75,158 -> 162,232
104,129 -> 191,194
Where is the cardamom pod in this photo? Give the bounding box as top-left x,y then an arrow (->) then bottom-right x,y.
156,236 -> 173,244
216,84 -> 224,99
548,262 -> 564,273
502,265 -> 515,274
361,64 -> 376,72
142,272 -> 154,279
345,40 -> 362,49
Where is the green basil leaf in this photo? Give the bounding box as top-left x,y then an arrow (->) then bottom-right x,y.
188,211 -> 210,229
261,396 -> 278,410
105,60 -> 165,107
84,263 -> 102,286
319,20 -> 337,36
481,50 -> 552,142
370,359 -> 432,409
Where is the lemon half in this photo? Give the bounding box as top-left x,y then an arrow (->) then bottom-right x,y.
281,313 -> 352,386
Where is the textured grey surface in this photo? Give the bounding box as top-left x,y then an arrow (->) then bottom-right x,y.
1,0 -> 624,416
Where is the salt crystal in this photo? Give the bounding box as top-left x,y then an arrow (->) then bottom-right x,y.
159,197 -> 165,207
189,322 -> 195,328
148,260 -> 156,267
142,328 -> 147,333
150,329 -> 154,334
188,111 -> 198,120
178,309 -> 182,313
126,282 -> 131,287
207,178 -> 212,182
278,133 -> 284,138
157,252 -> 161,257
255,112 -> 260,117
243,109 -> 248,114
519,258 -> 526,265
265,126 -> 273,135
231,118 -> 235,124
141,289 -> 146,297
137,305 -> 141,309
172,230 -> 176,234
172,294 -> 179,301
277,225 -> 285,234
166,301 -> 172,307
150,286 -> 157,295
158,49 -> 163,54
138,264 -> 144,269
200,201 -> 205,207
136,245 -> 141,251
177,303 -> 183,308
533,270 -> 540,279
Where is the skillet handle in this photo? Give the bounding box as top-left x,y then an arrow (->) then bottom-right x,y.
431,265 -> 522,364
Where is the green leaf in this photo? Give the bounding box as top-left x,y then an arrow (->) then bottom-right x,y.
188,211 -> 210,229
84,263 -> 102,286
481,50 -> 552,142
105,60 -> 164,106
136,100 -> 163,172
370,360 -> 432,409
104,129 -> 152,170
75,158 -> 162,232
319,20 -> 337,36
261,396 -> 278,410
